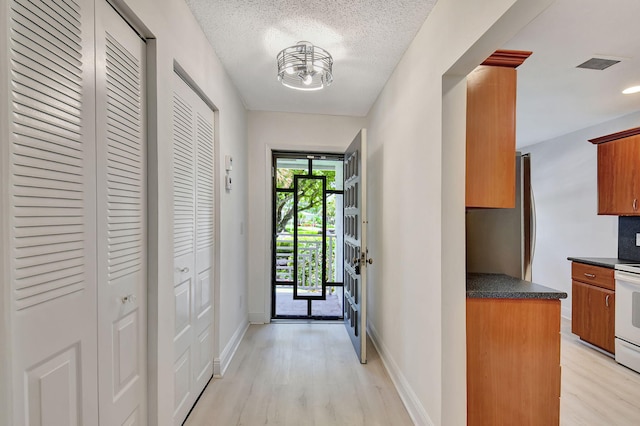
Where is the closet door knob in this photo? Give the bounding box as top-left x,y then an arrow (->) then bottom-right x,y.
121,294 -> 136,304
177,267 -> 190,273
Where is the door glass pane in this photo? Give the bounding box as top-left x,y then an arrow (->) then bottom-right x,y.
275,191 -> 294,282
311,286 -> 344,316
276,158 -> 308,189
312,159 -> 343,190
275,285 -> 308,316
294,176 -> 326,298
326,193 -> 343,283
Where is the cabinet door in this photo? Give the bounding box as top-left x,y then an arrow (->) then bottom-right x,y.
466,65 -> 517,208
572,281 -> 615,353
597,135 -> 640,215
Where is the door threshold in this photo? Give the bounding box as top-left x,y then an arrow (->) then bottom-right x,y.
270,319 -> 344,324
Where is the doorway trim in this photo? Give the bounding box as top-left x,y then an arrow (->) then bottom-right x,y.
256,143 -> 346,324
270,151 -> 345,320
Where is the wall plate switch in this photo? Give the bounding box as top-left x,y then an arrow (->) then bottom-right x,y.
636,233 -> 640,247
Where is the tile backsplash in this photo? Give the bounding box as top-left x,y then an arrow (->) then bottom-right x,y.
618,216 -> 640,261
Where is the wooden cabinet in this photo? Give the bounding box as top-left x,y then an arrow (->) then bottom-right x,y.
571,262 -> 615,353
590,127 -> 640,215
467,298 -> 561,426
465,50 -> 531,208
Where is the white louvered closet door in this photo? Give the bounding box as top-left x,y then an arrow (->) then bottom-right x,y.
95,1 -> 147,425
7,0 -> 98,424
172,72 -> 215,425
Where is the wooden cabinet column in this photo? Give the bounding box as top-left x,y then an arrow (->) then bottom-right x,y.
466,50 -> 531,208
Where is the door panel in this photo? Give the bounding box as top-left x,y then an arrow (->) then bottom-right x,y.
172,77 -> 196,423
96,0 -> 147,424
343,129 -> 368,363
8,0 -> 98,423
25,346 -> 80,426
172,72 -> 215,425
194,109 -> 214,393
293,175 -> 327,299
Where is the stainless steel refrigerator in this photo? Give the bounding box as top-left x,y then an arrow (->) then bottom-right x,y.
466,153 -> 535,281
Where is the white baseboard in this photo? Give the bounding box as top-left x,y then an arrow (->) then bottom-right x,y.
367,323 -> 434,426
213,320 -> 249,377
249,312 -> 267,324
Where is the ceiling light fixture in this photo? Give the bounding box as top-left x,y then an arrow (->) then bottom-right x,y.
277,41 -> 333,91
622,85 -> 640,95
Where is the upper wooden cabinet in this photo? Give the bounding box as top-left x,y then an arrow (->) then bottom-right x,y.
590,127 -> 640,215
466,50 -> 531,208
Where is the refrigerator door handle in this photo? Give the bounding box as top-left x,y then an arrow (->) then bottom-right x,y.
530,184 -> 537,268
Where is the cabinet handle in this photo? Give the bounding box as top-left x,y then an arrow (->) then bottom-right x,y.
634,199 -> 638,212
584,273 -> 596,279
177,267 -> 189,273
605,294 -> 610,307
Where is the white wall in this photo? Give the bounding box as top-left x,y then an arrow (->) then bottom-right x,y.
364,0 -> 553,424
247,111 -> 366,323
522,111 -> 640,318
86,1 -> 249,424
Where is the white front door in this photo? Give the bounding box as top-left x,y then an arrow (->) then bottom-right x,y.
172,72 -> 215,425
7,0 -> 98,423
343,129 -> 369,363
95,1 -> 147,424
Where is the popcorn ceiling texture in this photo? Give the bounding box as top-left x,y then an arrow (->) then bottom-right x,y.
184,0 -> 438,116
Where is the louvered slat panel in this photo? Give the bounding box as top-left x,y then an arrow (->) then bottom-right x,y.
105,32 -> 143,282
196,114 -> 214,251
173,94 -> 195,258
10,0 -> 85,309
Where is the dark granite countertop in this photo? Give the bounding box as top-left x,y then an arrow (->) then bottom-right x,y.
567,257 -> 639,269
466,273 -> 568,300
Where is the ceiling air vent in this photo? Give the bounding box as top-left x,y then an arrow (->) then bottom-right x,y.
576,58 -> 620,70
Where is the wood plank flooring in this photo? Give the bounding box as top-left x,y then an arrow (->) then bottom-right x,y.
186,320 -> 640,426
560,318 -> 640,425
185,323 -> 413,426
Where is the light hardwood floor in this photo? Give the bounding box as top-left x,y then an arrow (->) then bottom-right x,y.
560,318 -> 640,425
185,323 -> 413,426
186,320 -> 640,426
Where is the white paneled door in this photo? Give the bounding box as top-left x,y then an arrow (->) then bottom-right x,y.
7,0 -> 98,424
172,72 -> 215,425
96,1 -> 147,425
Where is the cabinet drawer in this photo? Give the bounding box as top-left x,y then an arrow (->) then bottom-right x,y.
571,262 -> 614,290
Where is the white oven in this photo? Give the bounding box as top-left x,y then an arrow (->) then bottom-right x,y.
614,264 -> 640,373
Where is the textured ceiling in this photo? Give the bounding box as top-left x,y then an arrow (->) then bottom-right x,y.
184,0 -> 640,145
504,0 -> 640,147
184,0 -> 438,116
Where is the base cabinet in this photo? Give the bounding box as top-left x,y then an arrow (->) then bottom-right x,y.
571,262 -> 615,354
467,298 -> 561,426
